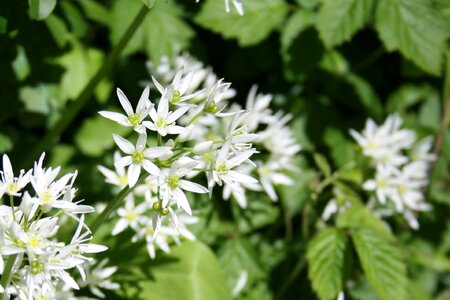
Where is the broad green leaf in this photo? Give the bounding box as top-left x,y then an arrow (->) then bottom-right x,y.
218,239 -> 265,292
281,10 -> 315,56
319,50 -> 349,75
323,127 -> 354,167
53,43 -> 109,102
196,0 -> 288,46
375,0 -> 450,75
343,73 -> 383,119
307,228 -> 348,300
19,84 -> 59,115
28,0 -> 57,20
352,229 -> 408,300
45,14 -> 70,48
337,204 -> 392,239
79,0 -> 110,25
12,46 -> 30,81
119,241 -> 232,300
313,153 -> 332,177
317,0 -> 375,48
110,0 -> 194,62
75,115 -> 130,157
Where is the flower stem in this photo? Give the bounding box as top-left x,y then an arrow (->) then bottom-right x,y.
21,3 -> 153,169
1,254 -> 17,300
90,176 -> 146,234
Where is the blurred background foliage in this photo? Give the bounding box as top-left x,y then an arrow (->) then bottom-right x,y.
1,0 -> 450,299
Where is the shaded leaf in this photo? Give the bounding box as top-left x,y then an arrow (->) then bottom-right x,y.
28,0 -> 57,20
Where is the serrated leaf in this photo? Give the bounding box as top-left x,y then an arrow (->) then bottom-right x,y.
28,0 -> 57,20
196,0 -> 288,46
317,0 -> 375,48
119,241 -> 232,300
110,0 -> 193,62
75,115 -> 130,157
352,229 -> 408,300
337,204 -> 392,239
307,228 -> 348,300
375,0 -> 450,75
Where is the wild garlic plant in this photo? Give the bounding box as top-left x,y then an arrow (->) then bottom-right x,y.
0,154 -> 116,300
98,54 -> 300,259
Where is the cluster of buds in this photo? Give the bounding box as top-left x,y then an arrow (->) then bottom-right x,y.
0,154 -> 117,299
98,54 -> 300,259
350,114 -> 435,229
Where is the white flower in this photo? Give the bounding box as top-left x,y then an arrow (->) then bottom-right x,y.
350,114 -> 415,166
231,270 -> 248,297
99,86 -> 152,134
257,159 -> 293,202
98,152 -> 128,188
0,154 -> 32,198
160,157 -> 208,215
152,69 -> 204,106
112,195 -> 147,235
143,88 -> 190,136
210,141 -> 258,195
113,133 -> 172,187
198,79 -> 235,117
244,85 -> 276,131
79,258 -> 119,298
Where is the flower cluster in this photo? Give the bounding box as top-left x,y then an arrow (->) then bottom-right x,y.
99,54 -> 300,258
195,0 -> 244,15
0,154 -> 116,299
350,114 -> 435,229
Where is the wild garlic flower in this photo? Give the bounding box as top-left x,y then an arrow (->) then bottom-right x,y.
113,133 -> 172,187
0,153 -> 106,299
78,258 -> 120,298
351,115 -> 434,229
99,86 -> 152,134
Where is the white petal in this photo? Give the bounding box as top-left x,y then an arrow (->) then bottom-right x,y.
98,111 -> 129,126
112,219 -> 128,235
142,160 -> 161,176
113,135 -> 135,154
115,156 -> 132,168
167,106 -> 190,124
136,132 -> 147,152
137,86 -> 151,112
144,147 -> 172,158
116,88 -> 133,115
175,189 -> 192,216
127,164 -> 141,187
179,180 -> 208,193
2,154 -> 13,180
167,125 -> 188,135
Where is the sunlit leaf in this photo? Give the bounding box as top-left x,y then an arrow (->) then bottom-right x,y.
28,0 -> 57,20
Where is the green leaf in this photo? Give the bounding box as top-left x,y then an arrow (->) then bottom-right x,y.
110,0 -> 194,62
337,204 -> 392,239
352,229 -> 408,300
317,0 -> 375,48
307,228 -> 348,300
196,0 -> 288,46
28,0 -> 57,20
0,133 -> 13,153
313,153 -> 332,177
61,1 -> 88,38
418,90 -> 441,131
11,46 -> 30,81
375,0 -> 450,75
19,84 -> 59,115
53,43 -> 107,101
79,0 -> 110,25
119,241 -> 232,300
74,115 -> 130,157
45,14 -> 70,48
281,10 -> 315,55
343,73 -> 383,119
386,84 -> 436,114
218,238 -> 265,292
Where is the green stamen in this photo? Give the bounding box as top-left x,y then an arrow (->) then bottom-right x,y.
132,151 -> 144,164
127,113 -> 140,126
167,176 -> 179,189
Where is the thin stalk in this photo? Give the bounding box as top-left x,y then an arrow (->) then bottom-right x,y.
432,96 -> 450,157
90,176 -> 146,234
1,255 -> 17,300
21,4 -> 152,169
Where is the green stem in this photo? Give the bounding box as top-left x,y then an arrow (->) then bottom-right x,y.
90,176 -> 146,234
1,255 -> 17,300
21,4 -> 152,169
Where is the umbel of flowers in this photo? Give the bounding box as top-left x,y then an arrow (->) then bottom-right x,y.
0,154 -> 117,299
98,54 -> 301,259
349,115 -> 435,229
